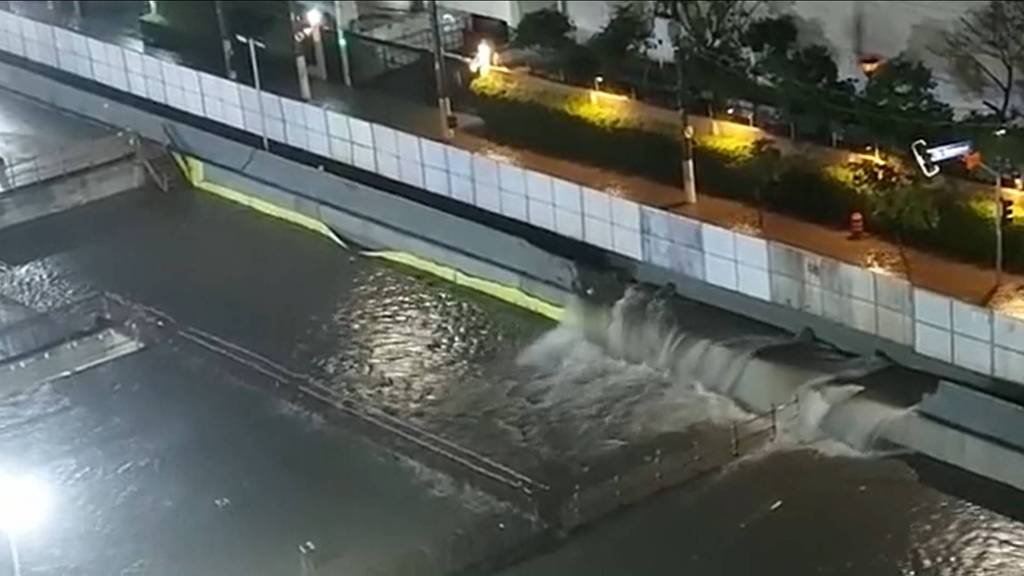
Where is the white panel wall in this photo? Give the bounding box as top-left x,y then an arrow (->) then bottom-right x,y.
914,289 -> 953,363
420,138 -> 448,196
396,132 -> 424,189
994,313 -> 1024,381
640,206 -> 704,280
735,234 -> 770,301
582,186 -> 612,251
609,196 -> 641,260
6,10 -> 1024,387
471,154 -> 500,213
498,162 -> 527,221
525,171 -> 555,232
702,224 -> 738,291
552,178 -> 584,240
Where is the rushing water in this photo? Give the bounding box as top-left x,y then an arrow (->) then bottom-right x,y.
0,185 -> 1017,574
0,80 -> 1023,572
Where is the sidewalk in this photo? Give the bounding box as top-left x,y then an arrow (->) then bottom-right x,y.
16,3 -> 1024,314
306,80 -> 1023,311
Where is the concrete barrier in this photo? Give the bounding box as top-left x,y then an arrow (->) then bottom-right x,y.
4,9 -> 1024,392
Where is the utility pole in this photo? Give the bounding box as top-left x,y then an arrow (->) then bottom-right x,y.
236,34 -> 269,150
214,0 -> 235,80
996,171 -> 1005,286
333,1 -> 354,87
289,5 -> 312,101
674,46 -> 697,204
912,139 -> 1007,294
429,0 -> 455,139
306,8 -> 327,80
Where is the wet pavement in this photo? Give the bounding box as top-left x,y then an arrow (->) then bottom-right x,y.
0,39 -> 1023,576
0,89 -> 108,164
9,1 -> 1024,310
0,342 -> 526,576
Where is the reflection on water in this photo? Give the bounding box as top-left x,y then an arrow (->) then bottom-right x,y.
909,499 -> 1024,575
0,188 -> 1020,574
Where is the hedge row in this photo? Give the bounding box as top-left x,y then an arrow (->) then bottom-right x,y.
469,72 -> 1021,272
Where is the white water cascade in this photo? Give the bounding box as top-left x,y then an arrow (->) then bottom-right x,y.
538,284 -> 918,454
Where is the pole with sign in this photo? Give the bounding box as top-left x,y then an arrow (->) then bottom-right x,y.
911,138 -> 1008,290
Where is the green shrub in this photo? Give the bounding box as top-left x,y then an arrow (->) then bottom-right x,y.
764,160 -> 864,225
512,9 -> 574,49
469,72 -> 1024,271
472,72 -> 681,182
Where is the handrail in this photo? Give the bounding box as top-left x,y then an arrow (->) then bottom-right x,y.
0,131 -> 137,193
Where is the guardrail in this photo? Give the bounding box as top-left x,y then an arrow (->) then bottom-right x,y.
0,292 -> 138,365
0,130 -> 137,192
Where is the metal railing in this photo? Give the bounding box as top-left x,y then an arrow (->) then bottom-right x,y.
730,398 -> 802,456
0,131 -> 138,193
0,293 -> 137,366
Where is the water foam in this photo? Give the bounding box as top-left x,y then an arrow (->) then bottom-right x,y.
524,285 -> 915,456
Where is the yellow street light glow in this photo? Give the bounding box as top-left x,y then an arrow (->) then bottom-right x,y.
0,475 -> 50,535
469,40 -> 494,76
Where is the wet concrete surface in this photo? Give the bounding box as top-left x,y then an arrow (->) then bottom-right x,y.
0,89 -> 109,164
0,85 -> 1021,576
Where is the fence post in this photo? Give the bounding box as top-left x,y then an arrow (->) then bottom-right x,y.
770,403 -> 777,440
653,448 -> 662,486
730,422 -> 739,457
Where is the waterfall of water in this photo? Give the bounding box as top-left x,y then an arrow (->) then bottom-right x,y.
531,284 -> 917,455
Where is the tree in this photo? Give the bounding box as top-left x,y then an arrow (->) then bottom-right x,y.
860,56 -> 953,148
589,3 -> 653,61
512,8 -> 574,49
943,0 -> 1024,123
744,15 -> 855,139
657,1 -> 764,107
848,159 -> 938,253
658,1 -> 762,55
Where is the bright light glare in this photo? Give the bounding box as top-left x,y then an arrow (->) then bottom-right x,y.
0,475 -> 50,535
305,8 -> 323,27
469,41 -> 493,76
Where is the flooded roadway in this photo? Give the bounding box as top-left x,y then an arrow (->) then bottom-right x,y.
0,89 -> 1022,575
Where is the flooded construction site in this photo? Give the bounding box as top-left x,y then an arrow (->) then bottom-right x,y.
0,88 -> 1023,575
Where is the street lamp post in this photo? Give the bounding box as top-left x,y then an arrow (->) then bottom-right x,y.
674,47 -> 697,205
214,0 -> 235,80
859,55 -> 883,160
429,0 -> 455,140
289,5 -> 313,101
333,0 -> 353,87
912,138 -> 1008,291
305,8 -> 327,81
235,34 -> 269,150
996,171 -> 1004,286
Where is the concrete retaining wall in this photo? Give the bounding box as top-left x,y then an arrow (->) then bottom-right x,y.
0,160 -> 144,231
1,10 -> 1022,394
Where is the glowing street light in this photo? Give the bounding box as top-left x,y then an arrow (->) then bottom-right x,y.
304,8 -> 327,82
469,40 -> 494,77
858,55 -> 883,78
0,475 -> 49,536
305,7 -> 323,27
0,474 -> 51,576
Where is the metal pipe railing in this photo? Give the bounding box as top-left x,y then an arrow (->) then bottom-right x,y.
0,131 -> 137,193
